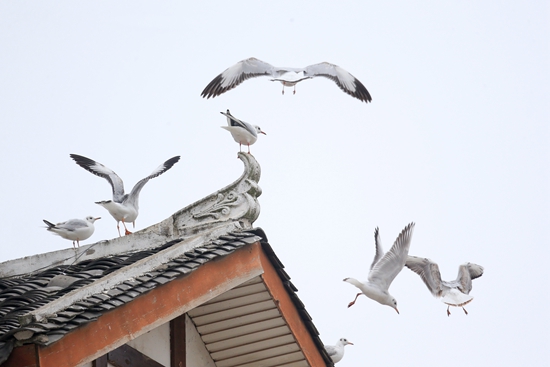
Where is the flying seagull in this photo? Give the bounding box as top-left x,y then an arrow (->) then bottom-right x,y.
220,109 -> 265,154
70,154 -> 180,236
324,338 -> 353,364
344,223 -> 415,313
405,256 -> 484,316
43,216 -> 100,248
201,57 -> 372,103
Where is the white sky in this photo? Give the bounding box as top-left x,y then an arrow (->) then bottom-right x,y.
0,1 -> 548,365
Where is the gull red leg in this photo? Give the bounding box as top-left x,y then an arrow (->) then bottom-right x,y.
293,85 -> 296,94
116,222 -> 122,237
447,305 -> 451,317
347,293 -> 363,308
122,220 -> 132,235
462,307 -> 468,315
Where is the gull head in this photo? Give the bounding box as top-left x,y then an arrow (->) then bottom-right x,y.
85,216 -> 101,224
339,338 -> 354,346
254,126 -> 266,136
378,291 -> 400,314
387,297 -> 399,314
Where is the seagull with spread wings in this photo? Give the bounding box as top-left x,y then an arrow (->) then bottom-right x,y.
405,256 -> 484,316
344,223 -> 415,313
70,154 -> 180,236
201,57 -> 372,103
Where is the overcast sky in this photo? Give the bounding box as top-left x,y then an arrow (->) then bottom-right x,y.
1,1 -> 548,366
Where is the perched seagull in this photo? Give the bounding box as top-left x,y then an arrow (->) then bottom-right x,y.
344,223 -> 415,313
405,256 -> 484,316
43,216 -> 100,248
70,154 -> 180,236
324,338 -> 353,364
201,57 -> 372,103
220,109 -> 265,154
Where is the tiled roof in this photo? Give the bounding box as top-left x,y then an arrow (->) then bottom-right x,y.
0,228 -> 333,366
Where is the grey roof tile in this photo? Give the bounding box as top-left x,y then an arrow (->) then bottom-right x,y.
106,289 -> 124,298
114,295 -> 133,304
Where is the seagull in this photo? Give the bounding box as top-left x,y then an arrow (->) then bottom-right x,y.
324,338 -> 353,364
343,223 -> 415,313
70,154 -> 180,236
220,109 -> 266,154
43,216 -> 100,248
201,57 -> 372,103
405,256 -> 484,316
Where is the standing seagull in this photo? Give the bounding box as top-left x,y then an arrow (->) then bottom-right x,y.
70,154 -> 180,236
43,216 -> 100,248
220,110 -> 266,154
201,57 -> 372,103
344,223 -> 415,313
324,338 -> 353,364
405,256 -> 484,316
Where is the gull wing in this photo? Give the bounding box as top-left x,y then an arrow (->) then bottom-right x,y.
57,218 -> 89,231
304,62 -> 372,103
220,110 -> 257,137
405,256 -> 444,297
126,156 -> 181,206
70,154 -> 126,202
201,57 -> 275,98
456,262 -> 484,294
370,227 -> 384,270
368,222 -> 415,290
43,218 -> 87,232
324,345 -> 337,358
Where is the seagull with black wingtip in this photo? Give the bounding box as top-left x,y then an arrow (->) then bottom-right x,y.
202,57 -> 372,103
220,109 -> 266,155
70,154 -> 180,236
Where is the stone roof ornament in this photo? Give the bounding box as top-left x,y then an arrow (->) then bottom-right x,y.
170,151 -> 262,235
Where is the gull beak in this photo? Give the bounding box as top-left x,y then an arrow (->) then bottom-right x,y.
95,217 -> 101,221
347,341 -> 354,346
394,307 -> 400,314
260,131 -> 266,135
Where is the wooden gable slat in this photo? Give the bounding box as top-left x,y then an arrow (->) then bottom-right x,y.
222,350 -> 305,367
275,361 -> 310,367
195,308 -> 281,334
192,300 -> 278,325
233,277 -> 263,288
205,325 -> 292,352
200,317 -> 287,343
201,282 -> 267,304
188,292 -> 272,317
215,343 -> 301,367
210,334 -> 296,360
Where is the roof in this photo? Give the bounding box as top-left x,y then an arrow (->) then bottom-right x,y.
0,153 -> 333,366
